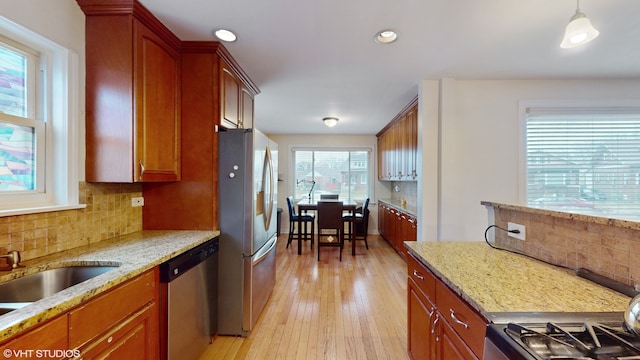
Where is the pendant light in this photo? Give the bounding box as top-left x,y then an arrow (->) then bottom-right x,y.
560,0 -> 599,48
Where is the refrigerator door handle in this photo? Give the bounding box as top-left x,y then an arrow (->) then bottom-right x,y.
261,145 -> 275,231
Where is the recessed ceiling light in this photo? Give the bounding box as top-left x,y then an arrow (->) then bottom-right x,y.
375,29 -> 398,44
214,29 -> 237,42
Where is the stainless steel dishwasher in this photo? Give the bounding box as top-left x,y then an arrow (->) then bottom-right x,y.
159,237 -> 219,360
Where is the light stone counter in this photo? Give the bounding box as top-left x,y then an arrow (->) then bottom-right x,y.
404,241 -> 631,322
0,229 -> 218,342
378,198 -> 416,216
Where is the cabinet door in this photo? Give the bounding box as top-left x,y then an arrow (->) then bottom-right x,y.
408,105 -> 418,179
134,20 -> 181,182
221,67 -> 240,128
408,278 -> 436,360
241,86 -> 254,129
438,317 -> 478,360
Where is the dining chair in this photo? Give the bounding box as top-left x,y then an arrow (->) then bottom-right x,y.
286,196 -> 315,250
320,194 -> 339,200
316,201 -> 344,261
343,198 -> 370,250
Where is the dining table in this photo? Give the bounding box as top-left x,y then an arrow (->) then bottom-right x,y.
296,198 -> 358,256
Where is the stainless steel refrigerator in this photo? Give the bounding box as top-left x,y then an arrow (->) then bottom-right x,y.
217,128 -> 278,336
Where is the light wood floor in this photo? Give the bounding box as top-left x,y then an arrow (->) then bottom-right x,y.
199,234 -> 409,360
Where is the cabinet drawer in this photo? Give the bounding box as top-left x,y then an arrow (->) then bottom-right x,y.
407,254 -> 436,301
435,280 -> 487,359
76,302 -> 157,360
0,315 -> 68,355
69,269 -> 156,348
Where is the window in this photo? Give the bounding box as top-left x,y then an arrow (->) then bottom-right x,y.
525,106 -> 640,221
0,16 -> 80,215
293,149 -> 371,202
0,36 -> 43,193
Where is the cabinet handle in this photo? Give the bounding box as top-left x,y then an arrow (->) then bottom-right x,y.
412,269 -> 424,280
432,313 -> 440,342
449,308 -> 469,329
139,161 -> 145,180
107,335 -> 114,343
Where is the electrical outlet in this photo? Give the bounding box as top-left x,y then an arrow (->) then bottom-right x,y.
131,197 -> 144,207
507,222 -> 526,241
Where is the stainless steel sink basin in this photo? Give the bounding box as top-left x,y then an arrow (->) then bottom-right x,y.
0,265 -> 119,314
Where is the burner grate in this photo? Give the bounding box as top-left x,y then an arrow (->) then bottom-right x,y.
506,322 -> 640,360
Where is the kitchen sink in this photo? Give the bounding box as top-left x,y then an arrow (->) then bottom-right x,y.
0,265 -> 119,314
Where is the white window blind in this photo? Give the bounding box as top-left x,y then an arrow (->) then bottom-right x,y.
526,107 -> 640,221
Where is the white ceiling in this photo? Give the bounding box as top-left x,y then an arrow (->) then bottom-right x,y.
138,0 -> 640,135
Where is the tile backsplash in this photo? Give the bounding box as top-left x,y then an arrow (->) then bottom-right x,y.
0,182 -> 142,262
390,181 -> 417,208
486,202 -> 640,289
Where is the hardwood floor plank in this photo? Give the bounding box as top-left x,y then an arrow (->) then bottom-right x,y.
199,234 -> 408,360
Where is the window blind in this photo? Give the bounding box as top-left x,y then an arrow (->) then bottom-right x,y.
525,107 -> 640,221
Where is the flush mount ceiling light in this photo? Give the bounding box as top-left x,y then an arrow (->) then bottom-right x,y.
214,29 -> 237,42
374,29 -> 398,44
323,117 -> 339,127
560,0 -> 599,48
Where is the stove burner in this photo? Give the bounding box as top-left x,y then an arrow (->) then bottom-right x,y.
505,321 -> 640,360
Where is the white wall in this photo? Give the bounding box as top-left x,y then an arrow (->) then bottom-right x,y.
0,0 -> 86,180
419,78 -> 640,242
267,134 -> 391,234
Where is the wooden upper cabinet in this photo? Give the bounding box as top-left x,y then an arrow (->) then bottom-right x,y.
376,96 -> 418,181
142,42 -> 259,230
78,0 -> 181,182
221,66 -> 240,128
241,86 -> 255,129
220,59 -> 257,129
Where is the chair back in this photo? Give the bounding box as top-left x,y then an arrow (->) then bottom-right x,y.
361,198 -> 370,212
316,201 -> 343,229
286,196 -> 297,218
320,194 -> 339,200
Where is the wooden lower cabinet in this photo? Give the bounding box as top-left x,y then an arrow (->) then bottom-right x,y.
0,315 -> 68,359
76,303 -> 157,359
379,202 -> 414,259
438,318 -> 478,360
0,269 -> 158,360
407,254 -> 485,360
408,278 -> 436,360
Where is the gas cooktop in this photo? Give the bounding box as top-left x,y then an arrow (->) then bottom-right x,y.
486,313 -> 640,360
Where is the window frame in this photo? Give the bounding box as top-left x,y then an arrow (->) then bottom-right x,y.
519,100 -> 640,221
0,34 -> 45,197
291,146 -> 373,203
0,16 -> 82,216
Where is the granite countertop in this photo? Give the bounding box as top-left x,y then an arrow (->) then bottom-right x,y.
378,198 -> 417,216
404,241 -> 632,322
0,229 -> 218,342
